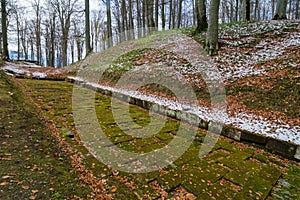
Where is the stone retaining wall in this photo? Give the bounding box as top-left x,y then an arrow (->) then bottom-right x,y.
66,77 -> 300,161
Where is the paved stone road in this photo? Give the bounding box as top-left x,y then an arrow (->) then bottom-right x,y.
10,78 -> 300,199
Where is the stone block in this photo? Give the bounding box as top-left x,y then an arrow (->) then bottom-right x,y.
240,131 -> 267,144
222,127 -> 241,141
266,139 -> 297,158
208,121 -> 223,134
166,109 -> 176,118
294,146 -> 300,161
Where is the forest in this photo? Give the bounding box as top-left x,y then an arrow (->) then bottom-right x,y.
1,0 -> 299,68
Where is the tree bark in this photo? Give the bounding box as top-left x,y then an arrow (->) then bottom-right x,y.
205,0 -> 220,55
106,0 -> 113,47
169,0 -> 172,29
155,0 -> 159,29
128,0 -> 134,40
296,0 -> 299,19
273,0 -> 288,19
194,0 -> 207,34
177,0 -> 183,28
161,0 -> 165,30
1,0 -> 9,60
235,0 -> 239,22
85,0 -> 91,56
136,0 -> 142,37
241,0 -> 250,21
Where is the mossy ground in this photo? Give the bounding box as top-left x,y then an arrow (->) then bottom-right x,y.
9,77 -> 299,199
0,72 -> 92,199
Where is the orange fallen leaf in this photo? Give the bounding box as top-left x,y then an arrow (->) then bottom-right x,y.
2,175 -> 11,179
0,182 -> 8,186
22,185 -> 30,190
31,190 -> 38,194
29,195 -> 36,200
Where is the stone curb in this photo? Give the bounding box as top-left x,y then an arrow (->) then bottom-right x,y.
66,77 -> 300,161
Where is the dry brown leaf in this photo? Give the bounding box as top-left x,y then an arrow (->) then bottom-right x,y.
31,190 -> 39,194
1,175 -> 11,179
29,195 -> 36,200
0,182 -> 8,186
22,185 -> 30,190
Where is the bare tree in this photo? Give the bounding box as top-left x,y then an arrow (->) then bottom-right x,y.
1,0 -> 9,60
32,0 -> 42,64
49,0 -> 81,67
85,0 -> 91,56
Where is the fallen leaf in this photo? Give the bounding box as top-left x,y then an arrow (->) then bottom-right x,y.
0,182 -> 8,186
1,175 -> 11,179
29,195 -> 36,200
22,185 -> 30,190
31,190 -> 38,194
111,186 -> 117,193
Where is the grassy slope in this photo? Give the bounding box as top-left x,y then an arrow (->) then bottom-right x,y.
83,21 -> 299,120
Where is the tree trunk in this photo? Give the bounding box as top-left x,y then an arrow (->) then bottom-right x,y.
273,0 -> 288,19
128,0 -> 134,40
121,0 -> 127,41
235,0 -> 239,22
194,0 -> 207,34
70,39 -> 74,63
171,0 -> 176,29
146,0 -> 155,34
205,0 -> 220,55
85,0 -> 91,56
1,0 -> 9,60
30,34 -> 34,61
161,0 -> 165,30
50,15 -> 55,67
296,0 -> 299,19
177,0 -> 183,28
241,0 -> 250,21
169,0 -> 172,29
137,0 -> 142,37
254,0 -> 259,20
106,0 -> 113,48
16,16 -> 20,60
155,0 -> 159,29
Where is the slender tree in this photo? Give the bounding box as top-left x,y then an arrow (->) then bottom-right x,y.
106,0 -> 113,48
296,0 -> 299,19
161,0 -> 165,30
205,0 -> 220,55
32,0 -> 42,64
177,0 -> 183,28
85,0 -> 91,56
1,0 -> 9,60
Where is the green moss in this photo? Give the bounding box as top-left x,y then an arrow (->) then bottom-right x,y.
253,154 -> 268,163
